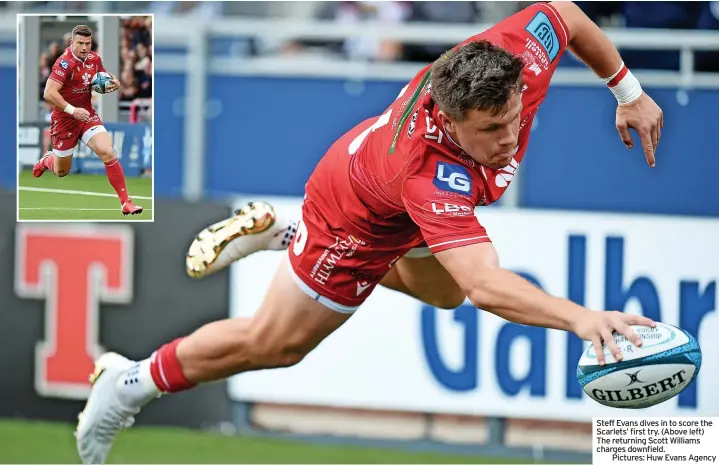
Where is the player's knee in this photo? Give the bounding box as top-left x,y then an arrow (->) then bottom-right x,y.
250,329 -> 311,369
270,343 -> 308,368
429,288 -> 466,310
56,168 -> 69,177
253,343 -> 307,369
97,148 -> 115,162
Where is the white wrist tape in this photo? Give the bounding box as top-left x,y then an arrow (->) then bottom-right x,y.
602,62 -> 643,105
64,104 -> 76,115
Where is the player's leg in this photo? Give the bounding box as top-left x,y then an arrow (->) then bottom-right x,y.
76,201 -> 356,464
187,203 -> 466,309
76,255 -> 351,465
82,123 -> 143,215
177,257 -> 351,381
33,119 -> 77,177
379,249 -> 467,309
33,150 -> 75,177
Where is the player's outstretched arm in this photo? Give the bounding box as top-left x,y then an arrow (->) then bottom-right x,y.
434,242 -> 656,365
550,1 -> 663,167
43,79 -> 90,121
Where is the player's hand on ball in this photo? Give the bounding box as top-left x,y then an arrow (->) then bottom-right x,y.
106,77 -> 120,93
615,93 -> 663,168
73,107 -> 91,122
571,310 -> 657,366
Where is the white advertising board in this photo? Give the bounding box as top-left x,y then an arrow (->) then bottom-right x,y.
228,197 -> 718,421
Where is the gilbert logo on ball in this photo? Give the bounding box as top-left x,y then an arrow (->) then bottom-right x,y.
577,322 -> 702,409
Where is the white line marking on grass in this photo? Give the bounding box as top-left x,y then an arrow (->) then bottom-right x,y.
19,186 -> 152,200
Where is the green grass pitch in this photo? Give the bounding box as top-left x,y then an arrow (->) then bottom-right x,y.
0,419 -> 539,464
17,170 -> 153,221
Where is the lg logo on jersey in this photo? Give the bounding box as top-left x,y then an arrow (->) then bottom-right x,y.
433,162 -> 472,195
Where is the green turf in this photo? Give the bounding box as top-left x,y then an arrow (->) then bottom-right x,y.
0,419 -> 536,464
17,169 -> 153,221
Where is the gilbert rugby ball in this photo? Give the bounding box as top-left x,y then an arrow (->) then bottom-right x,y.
91,71 -> 113,94
577,322 -> 701,409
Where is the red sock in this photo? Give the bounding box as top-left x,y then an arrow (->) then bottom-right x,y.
42,154 -> 56,173
149,338 -> 195,393
104,159 -> 130,205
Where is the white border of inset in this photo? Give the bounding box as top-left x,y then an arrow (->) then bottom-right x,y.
16,13 -> 155,223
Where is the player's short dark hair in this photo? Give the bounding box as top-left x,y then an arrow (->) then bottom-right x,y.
72,25 -> 92,38
430,40 -> 524,121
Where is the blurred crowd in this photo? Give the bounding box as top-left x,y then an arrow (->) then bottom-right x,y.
288,1 -> 719,71
577,1 -> 719,71
17,1 -> 719,72
38,16 -> 152,120
150,0 -> 719,71
119,16 -> 152,102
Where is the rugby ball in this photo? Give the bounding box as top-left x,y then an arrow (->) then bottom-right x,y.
91,72 -> 113,94
577,322 -> 701,409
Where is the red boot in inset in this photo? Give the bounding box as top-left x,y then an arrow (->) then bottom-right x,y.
121,198 -> 143,216
33,152 -> 54,178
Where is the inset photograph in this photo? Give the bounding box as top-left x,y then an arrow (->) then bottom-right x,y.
17,14 -> 153,221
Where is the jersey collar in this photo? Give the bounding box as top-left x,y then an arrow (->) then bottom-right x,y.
443,129 -> 464,152
69,48 -> 85,63
426,94 -> 466,153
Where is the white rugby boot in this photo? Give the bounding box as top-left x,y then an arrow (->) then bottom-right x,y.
75,352 -> 144,465
186,201 -> 297,278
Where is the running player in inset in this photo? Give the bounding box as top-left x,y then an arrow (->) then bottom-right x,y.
76,3 -> 663,463
34,25 -> 143,216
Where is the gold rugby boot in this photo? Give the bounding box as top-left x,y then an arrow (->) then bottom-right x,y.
186,201 -> 296,278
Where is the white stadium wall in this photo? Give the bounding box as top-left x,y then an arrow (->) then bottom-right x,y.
228,197 -> 718,422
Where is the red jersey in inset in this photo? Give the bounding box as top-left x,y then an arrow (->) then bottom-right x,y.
48,48 -> 106,117
307,2 -> 570,255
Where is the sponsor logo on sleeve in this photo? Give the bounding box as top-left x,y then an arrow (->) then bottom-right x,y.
528,62 -> 542,76
433,162 -> 472,195
525,39 -> 550,70
422,201 -> 474,217
525,11 -> 560,62
60,59 -> 69,69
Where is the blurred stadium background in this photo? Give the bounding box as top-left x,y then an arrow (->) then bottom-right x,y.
1,1 -> 718,464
